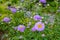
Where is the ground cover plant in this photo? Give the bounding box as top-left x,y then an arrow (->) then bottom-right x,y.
0,0 -> 60,40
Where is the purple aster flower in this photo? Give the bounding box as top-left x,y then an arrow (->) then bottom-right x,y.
3,17 -> 10,23
34,22 -> 45,31
8,7 -> 17,13
10,7 -> 17,13
39,0 -> 46,3
33,15 -> 42,21
17,25 -> 25,32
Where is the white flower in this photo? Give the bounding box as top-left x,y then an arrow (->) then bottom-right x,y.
19,35 -> 23,39
41,34 -> 45,37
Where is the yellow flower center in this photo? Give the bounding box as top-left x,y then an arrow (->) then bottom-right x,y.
20,26 -> 23,28
37,24 -> 42,28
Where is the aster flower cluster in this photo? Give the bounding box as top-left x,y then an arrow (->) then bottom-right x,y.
2,14 -> 45,32
0,0 -> 55,33
0,0 -> 58,40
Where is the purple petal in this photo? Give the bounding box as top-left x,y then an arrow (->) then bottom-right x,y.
3,17 -> 10,23
39,0 -> 46,3
31,27 -> 36,31
17,25 -> 25,32
33,15 -> 42,21
10,8 -> 17,13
